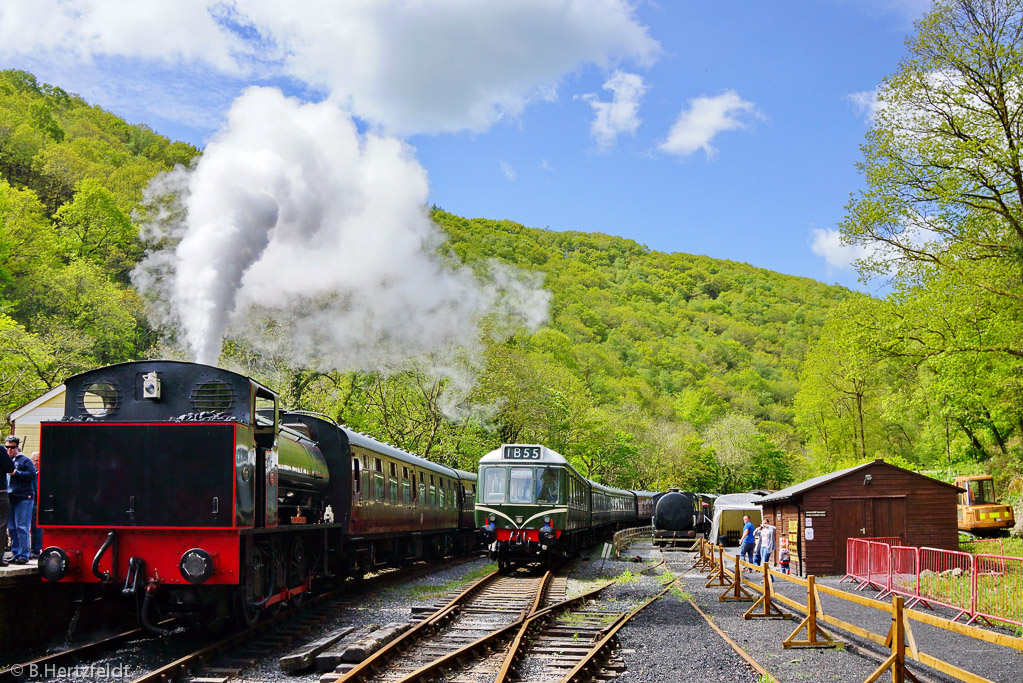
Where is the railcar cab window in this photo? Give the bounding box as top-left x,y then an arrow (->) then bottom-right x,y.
509,467 -> 534,504
536,467 -> 560,504
482,467 -> 506,504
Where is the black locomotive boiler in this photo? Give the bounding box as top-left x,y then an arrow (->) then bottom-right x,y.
37,361 -> 477,631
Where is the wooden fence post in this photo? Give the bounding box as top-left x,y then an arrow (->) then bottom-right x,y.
706,545 -> 733,588
721,550 -> 754,602
863,596 -> 921,683
744,565 -> 786,619
783,575 -> 841,648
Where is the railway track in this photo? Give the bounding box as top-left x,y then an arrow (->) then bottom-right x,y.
0,555 -> 481,683
331,558 -> 674,683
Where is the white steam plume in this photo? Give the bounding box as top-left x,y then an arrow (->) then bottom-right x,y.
133,87 -> 549,373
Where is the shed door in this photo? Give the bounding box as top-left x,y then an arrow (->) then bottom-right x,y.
832,498 -> 867,572
871,497 -> 906,542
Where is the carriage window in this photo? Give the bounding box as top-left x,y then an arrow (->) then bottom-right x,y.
373,458 -> 384,502
509,467 -> 535,504
482,467 -> 506,504
352,458 -> 361,495
536,467 -> 560,504
402,467 -> 411,504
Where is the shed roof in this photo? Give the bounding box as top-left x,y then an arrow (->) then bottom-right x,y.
755,459 -> 962,506
9,384 -> 65,421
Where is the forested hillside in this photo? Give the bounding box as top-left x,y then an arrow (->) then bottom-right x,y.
0,67 -> 856,492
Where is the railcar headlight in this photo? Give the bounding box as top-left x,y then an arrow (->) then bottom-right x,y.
39,547 -> 70,582
179,548 -> 215,584
543,516 -> 551,523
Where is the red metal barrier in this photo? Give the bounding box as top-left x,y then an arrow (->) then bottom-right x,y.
845,538 -> 1023,627
843,538 -> 871,586
915,547 -> 975,621
865,540 -> 893,594
971,553 -> 1023,628
843,537 -> 901,588
888,545 -> 919,601
959,537 -> 1004,556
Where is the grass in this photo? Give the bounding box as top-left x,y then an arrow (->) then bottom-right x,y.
401,562 -> 497,600
616,569 -> 641,583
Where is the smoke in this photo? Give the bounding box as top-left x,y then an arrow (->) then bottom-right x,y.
133,87 -> 550,381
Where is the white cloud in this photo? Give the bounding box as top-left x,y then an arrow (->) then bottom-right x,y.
810,228 -> 868,270
539,159 -> 553,172
0,0 -> 659,136
582,70 -> 648,147
499,161 -> 517,181
659,90 -> 758,157
848,88 -> 881,122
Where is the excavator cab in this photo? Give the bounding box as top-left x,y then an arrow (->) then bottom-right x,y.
955,475 -> 1015,537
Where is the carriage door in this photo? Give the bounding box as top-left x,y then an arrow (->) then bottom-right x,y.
832,498 -> 867,572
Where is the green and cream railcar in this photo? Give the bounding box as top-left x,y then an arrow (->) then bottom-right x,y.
475,444 -> 649,569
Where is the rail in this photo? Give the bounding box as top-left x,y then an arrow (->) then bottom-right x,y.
691,539 -> 1023,683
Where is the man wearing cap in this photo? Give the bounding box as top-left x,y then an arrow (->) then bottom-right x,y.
0,437 -> 16,567
5,436 -> 36,565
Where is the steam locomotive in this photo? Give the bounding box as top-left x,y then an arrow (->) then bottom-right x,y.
475,444 -> 656,569
36,361 -> 478,631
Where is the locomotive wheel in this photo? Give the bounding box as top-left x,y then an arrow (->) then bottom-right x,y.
287,537 -> 309,606
234,545 -> 270,628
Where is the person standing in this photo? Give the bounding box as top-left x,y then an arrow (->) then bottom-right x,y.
30,452 -> 42,559
759,518 -> 777,567
5,436 -> 37,565
0,437 -> 14,567
752,523 -> 762,566
739,514 -> 756,566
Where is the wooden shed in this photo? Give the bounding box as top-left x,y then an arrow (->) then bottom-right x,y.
8,385 -> 66,453
755,459 -> 961,577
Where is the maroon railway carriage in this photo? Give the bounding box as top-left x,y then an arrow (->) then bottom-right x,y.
37,361 -> 477,631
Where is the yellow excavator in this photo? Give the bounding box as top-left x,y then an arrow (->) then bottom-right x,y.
955,475 -> 1015,537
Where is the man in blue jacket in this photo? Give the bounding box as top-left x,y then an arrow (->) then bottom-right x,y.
5,436 -> 37,565
0,437 -> 13,567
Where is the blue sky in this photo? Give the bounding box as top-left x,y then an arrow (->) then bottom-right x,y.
0,0 -> 931,293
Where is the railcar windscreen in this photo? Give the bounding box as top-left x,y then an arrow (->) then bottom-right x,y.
509,467 -> 534,504
536,467 -> 560,504
482,467 -> 506,503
